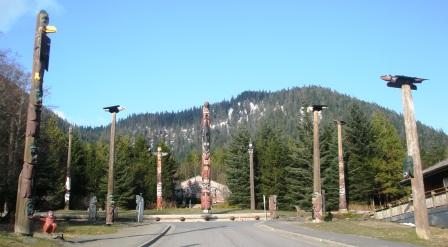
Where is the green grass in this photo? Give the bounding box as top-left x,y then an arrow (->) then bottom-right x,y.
57,221 -> 121,239
331,211 -> 364,220
304,219 -> 448,247
0,232 -> 61,247
0,220 -> 123,245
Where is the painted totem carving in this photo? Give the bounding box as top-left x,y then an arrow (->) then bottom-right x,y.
201,102 -> 212,213
15,10 -> 56,235
156,147 -> 167,210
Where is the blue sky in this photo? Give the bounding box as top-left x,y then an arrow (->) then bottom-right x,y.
1,0 -> 447,132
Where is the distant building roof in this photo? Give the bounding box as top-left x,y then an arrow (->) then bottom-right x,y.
423,159 -> 448,177
180,176 -> 230,193
180,176 -> 231,203
401,158 -> 448,186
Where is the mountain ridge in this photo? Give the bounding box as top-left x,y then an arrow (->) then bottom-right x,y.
78,85 -> 448,165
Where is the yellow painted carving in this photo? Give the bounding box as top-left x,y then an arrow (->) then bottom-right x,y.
44,26 -> 57,33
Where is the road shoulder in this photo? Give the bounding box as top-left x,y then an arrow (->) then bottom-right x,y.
261,221 -> 418,247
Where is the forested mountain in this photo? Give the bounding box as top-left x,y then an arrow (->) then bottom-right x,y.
80,86 -> 448,168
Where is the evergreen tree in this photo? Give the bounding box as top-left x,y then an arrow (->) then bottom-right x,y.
211,148 -> 227,185
421,145 -> 448,169
69,133 -> 89,209
256,123 -> 289,209
159,142 -> 178,204
285,108 -> 313,210
225,127 -> 251,208
131,135 -> 152,206
146,150 -> 157,206
346,103 -> 375,205
89,141 -> 109,209
370,111 -> 407,204
35,116 -> 66,210
320,123 -> 339,211
114,136 -> 135,208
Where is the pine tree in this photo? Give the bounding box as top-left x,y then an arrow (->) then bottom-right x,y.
35,116 -> 67,210
158,142 -> 178,204
89,141 -> 109,209
69,133 -> 89,209
256,123 -> 289,209
225,127 -> 251,208
346,103 -> 375,205
114,136 -> 136,208
285,108 -> 313,210
370,111 -> 407,204
131,135 -> 152,206
211,148 -> 227,185
320,123 -> 339,211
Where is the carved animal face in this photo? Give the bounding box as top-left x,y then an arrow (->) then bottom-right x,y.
39,11 -> 49,26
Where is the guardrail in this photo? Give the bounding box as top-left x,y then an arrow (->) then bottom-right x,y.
374,186 -> 448,220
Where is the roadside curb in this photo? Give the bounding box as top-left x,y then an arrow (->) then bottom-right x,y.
257,222 -> 355,247
137,224 -> 171,247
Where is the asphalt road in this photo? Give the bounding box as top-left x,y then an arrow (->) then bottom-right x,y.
152,221 -> 334,247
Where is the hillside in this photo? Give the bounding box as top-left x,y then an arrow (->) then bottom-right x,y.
79,86 -> 448,166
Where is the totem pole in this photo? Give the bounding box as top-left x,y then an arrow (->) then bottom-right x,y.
248,141 -> 255,210
15,10 -> 56,235
310,105 -> 326,223
381,75 -> 430,240
155,146 -> 168,210
136,194 -> 144,223
335,120 -> 347,213
103,105 -> 125,225
64,127 -> 72,210
88,196 -> 97,221
201,102 -> 212,214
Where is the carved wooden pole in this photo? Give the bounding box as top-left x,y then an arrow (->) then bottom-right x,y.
201,102 -> 212,214
155,146 -> 168,210
103,105 -> 124,225
248,141 -> 255,210
335,120 -> 347,213
156,147 -> 163,210
381,75 -> 430,240
64,127 -> 72,210
106,112 -> 116,225
311,105 -> 326,222
15,10 -> 56,235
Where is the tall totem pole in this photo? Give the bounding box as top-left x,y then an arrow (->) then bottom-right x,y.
103,105 -> 124,225
156,146 -> 168,210
65,126 -> 73,210
201,102 -> 212,214
334,120 -> 347,213
15,10 -> 56,235
310,105 -> 326,223
381,75 -> 430,240
248,141 -> 255,210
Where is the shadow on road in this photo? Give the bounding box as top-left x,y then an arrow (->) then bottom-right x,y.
65,232 -> 159,244
167,225 -> 227,236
